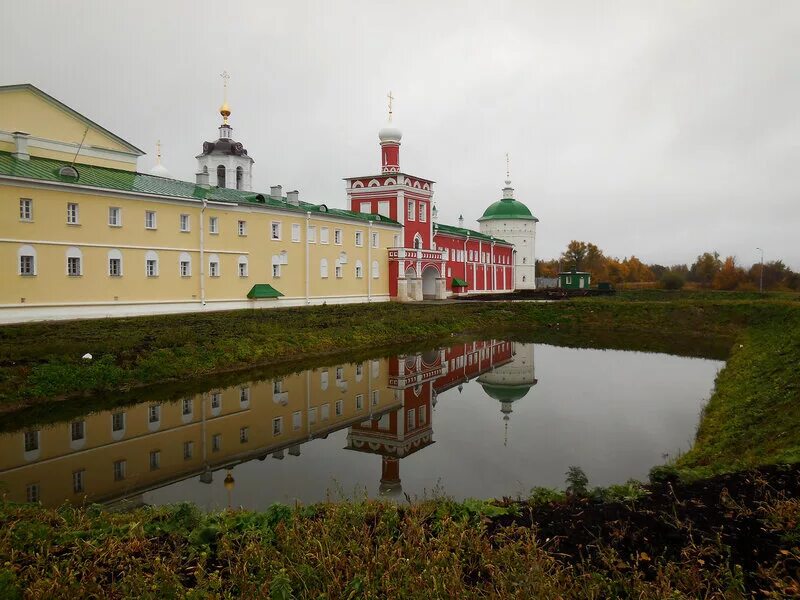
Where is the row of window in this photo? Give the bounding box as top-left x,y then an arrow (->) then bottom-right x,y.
16,246 -> 381,280
18,199 -> 383,247
407,200 -> 428,222
436,246 -> 512,265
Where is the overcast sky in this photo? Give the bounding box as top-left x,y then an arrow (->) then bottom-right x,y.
2,1 -> 798,268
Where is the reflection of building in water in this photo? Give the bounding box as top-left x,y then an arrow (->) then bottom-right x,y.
0,359 -> 396,508
347,339 -> 523,495
477,343 -> 538,445
0,341 -> 537,506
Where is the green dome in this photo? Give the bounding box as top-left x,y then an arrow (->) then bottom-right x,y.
477,198 -> 538,222
480,383 -> 532,403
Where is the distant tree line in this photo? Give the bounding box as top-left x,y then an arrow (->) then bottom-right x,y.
535,241 -> 800,291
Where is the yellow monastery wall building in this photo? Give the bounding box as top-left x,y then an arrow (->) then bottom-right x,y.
0,84 -> 400,323
0,358 -> 397,507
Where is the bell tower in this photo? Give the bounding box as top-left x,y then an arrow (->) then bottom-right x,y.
195,71 -> 254,191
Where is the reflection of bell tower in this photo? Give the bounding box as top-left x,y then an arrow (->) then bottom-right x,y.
379,456 -> 402,496
476,343 -> 537,445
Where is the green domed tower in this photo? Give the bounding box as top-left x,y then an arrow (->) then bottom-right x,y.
477,176 -> 538,289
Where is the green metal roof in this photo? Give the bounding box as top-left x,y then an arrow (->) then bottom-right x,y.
477,198 -> 538,222
434,222 -> 510,245
247,284 -> 284,299
451,278 -> 469,287
0,151 -> 401,227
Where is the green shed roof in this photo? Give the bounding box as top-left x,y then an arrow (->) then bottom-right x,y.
451,278 -> 469,287
477,198 -> 538,223
247,284 -> 284,299
0,152 -> 401,227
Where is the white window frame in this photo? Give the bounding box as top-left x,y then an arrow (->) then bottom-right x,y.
320,258 -> 329,278
272,417 -> 283,436
335,399 -> 343,416
320,227 -> 329,244
149,450 -> 160,471
180,214 -> 191,233
145,250 -> 159,277
18,245 -> 36,276
292,411 -> 302,430
183,441 -> 194,460
240,426 -> 249,443
209,216 -> 219,234
208,253 -> 220,277
291,223 -> 301,242
238,256 -> 249,277
212,434 -> 222,452
419,202 -> 426,222
66,247 -> 82,277
272,264 -> 281,278
356,394 -> 364,410
371,232 -> 379,248
355,231 -> 363,247
67,202 -> 79,225
372,260 -> 379,279
271,221 -> 282,240
24,430 -> 39,452
72,470 -> 85,494
108,249 -> 123,277
334,229 -> 342,245
19,198 -> 32,221
238,220 -> 247,236
108,207 -> 122,227
179,252 -> 192,277
113,459 -> 126,481
335,263 -> 343,279
145,210 -> 157,230
307,225 -> 316,243
407,200 -> 415,221
355,260 -> 363,279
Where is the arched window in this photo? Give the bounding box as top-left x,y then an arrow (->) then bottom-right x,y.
208,253 -> 220,277
145,250 -> 159,277
217,165 -> 226,188
18,245 -> 36,276
413,234 -> 422,249
202,165 -> 208,174
66,247 -> 82,277
107,248 -> 123,277
355,260 -> 363,279
320,258 -> 329,278
236,166 -> 244,190
372,260 -> 379,279
237,255 -> 249,277
522,275 -> 526,282
179,252 -> 192,277
522,257 -> 526,264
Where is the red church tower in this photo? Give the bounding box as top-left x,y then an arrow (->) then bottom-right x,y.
344,95 -> 447,301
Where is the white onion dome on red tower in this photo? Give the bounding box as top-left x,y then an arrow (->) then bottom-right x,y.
378,122 -> 402,143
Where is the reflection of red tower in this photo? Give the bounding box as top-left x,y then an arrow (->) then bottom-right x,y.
380,456 -> 401,494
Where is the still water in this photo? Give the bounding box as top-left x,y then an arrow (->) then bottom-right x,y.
0,341 -> 722,510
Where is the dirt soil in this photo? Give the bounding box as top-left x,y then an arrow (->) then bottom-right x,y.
489,465 -> 800,595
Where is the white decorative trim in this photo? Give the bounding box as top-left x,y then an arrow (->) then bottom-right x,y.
0,130 -> 139,164
0,238 -> 249,255
0,294 -> 392,324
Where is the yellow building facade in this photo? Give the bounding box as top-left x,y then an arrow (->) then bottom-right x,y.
0,358 -> 397,507
0,85 -> 401,323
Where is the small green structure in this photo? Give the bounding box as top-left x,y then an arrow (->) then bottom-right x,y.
559,270 -> 591,290
247,284 -> 284,299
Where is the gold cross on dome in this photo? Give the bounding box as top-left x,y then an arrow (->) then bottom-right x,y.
387,91 -> 394,122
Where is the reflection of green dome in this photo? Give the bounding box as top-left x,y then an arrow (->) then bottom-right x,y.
480,383 -> 532,403
478,198 -> 538,222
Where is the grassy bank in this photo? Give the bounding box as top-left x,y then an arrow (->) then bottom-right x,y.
1,465 -> 799,598
0,294 -> 763,409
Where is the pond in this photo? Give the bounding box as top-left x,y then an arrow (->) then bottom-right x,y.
0,340 -> 722,510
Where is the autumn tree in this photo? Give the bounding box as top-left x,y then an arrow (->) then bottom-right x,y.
562,241 -> 588,271
689,252 -> 722,287
712,256 -> 747,290
622,256 -> 655,282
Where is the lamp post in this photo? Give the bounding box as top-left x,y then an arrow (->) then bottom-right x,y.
756,247 -> 764,294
